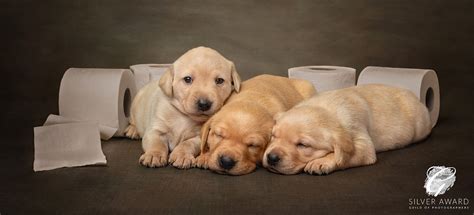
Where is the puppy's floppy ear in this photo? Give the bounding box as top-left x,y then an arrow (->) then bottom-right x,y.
290,79 -> 318,99
229,61 -> 241,93
333,129 -> 354,168
273,112 -> 284,122
159,65 -> 174,97
262,119 -> 276,145
200,119 -> 212,154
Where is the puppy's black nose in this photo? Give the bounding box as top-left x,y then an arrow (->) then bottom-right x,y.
197,99 -> 212,112
267,153 -> 280,166
218,155 -> 236,170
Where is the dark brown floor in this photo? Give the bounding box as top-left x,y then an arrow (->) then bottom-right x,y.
1,1 -> 474,214
1,102 -> 473,214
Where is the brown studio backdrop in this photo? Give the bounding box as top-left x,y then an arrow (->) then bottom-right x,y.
1,0 -> 473,140
1,1 -> 474,214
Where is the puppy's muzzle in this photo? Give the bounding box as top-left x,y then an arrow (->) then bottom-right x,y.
218,155 -> 236,170
196,99 -> 213,112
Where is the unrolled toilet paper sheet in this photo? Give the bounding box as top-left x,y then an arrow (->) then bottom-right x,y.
44,114 -> 116,140
33,121 -> 107,172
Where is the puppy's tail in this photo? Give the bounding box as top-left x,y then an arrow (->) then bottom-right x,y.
290,79 -> 317,99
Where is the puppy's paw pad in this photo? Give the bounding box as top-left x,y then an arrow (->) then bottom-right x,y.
195,154 -> 209,169
304,159 -> 336,175
125,125 -> 140,140
139,151 -> 168,168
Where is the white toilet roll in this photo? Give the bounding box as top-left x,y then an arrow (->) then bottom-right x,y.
59,68 -> 136,138
130,64 -> 171,90
288,66 -> 356,92
357,66 -> 440,128
34,121 -> 107,172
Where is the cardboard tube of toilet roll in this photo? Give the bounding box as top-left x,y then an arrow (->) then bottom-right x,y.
288,66 -> 356,92
58,68 -> 136,138
357,66 -> 440,128
130,64 -> 172,90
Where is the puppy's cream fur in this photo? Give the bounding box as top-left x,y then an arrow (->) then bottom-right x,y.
125,47 -> 240,169
197,75 -> 316,175
264,84 -> 432,175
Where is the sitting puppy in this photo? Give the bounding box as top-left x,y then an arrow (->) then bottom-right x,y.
264,84 -> 432,175
196,75 -> 316,175
126,47 -> 241,169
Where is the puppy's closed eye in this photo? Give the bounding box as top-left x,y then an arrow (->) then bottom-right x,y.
247,143 -> 261,154
247,143 -> 260,149
213,128 -> 224,138
296,142 -> 310,148
212,133 -> 223,142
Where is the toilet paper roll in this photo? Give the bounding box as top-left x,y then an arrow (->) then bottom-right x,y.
288,66 -> 356,92
59,68 -> 136,138
44,114 -> 117,140
34,121 -> 107,172
130,64 -> 172,90
357,66 -> 440,128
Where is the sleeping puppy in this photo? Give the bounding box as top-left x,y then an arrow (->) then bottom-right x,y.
196,75 -> 316,175
125,46 -> 241,169
264,84 -> 432,175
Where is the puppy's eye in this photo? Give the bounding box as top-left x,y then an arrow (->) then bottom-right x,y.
248,143 -> 260,149
215,78 -> 225,85
183,76 -> 193,84
296,143 -> 309,148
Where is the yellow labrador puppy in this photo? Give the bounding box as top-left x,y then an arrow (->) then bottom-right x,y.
197,75 -> 316,175
264,84 -> 432,175
125,47 -> 241,169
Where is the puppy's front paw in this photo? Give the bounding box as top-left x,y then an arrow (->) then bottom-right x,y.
195,154 -> 209,169
125,124 -> 140,140
304,157 -> 337,175
139,151 -> 168,168
168,151 -> 195,169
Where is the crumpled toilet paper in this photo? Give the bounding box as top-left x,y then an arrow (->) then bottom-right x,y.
33,120 -> 107,172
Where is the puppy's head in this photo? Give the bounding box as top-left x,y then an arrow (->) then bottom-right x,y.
263,107 -> 352,174
159,46 -> 241,122
201,106 -> 274,175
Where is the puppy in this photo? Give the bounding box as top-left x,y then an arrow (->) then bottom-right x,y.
196,75 -> 316,175
264,84 -> 432,175
125,47 -> 241,169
